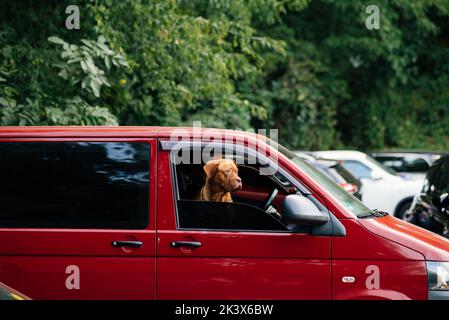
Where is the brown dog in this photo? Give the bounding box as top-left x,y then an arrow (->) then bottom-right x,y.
198,159 -> 242,202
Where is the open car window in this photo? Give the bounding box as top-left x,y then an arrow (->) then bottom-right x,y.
169,145 -> 325,232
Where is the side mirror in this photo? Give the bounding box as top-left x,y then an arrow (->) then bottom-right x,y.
283,194 -> 330,226
370,170 -> 383,181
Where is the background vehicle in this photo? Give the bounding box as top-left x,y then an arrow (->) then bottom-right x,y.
313,150 -> 423,219
407,155 -> 449,236
315,159 -> 362,200
371,151 -> 444,180
295,152 -> 362,200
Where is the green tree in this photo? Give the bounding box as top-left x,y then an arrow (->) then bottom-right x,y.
1,1 -> 449,151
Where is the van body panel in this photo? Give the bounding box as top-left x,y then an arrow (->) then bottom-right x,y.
157,257 -> 330,299
332,260 -> 427,300
0,229 -> 154,256
359,215 -> 449,262
0,256 -> 154,300
333,219 -> 424,261
0,137 -> 158,300
156,149 -> 331,299
331,219 -> 428,299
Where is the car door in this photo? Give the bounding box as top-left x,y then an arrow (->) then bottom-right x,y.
156,143 -> 331,299
0,139 -> 157,299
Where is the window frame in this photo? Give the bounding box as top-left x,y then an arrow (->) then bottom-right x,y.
163,140 -> 326,233
0,138 -> 152,230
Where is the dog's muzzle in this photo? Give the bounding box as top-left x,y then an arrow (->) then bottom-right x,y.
228,176 -> 242,192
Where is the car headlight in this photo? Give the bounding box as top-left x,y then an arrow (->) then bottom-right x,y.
427,261 -> 449,291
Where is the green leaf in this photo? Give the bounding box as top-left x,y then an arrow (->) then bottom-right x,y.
48,36 -> 65,45
90,79 -> 101,97
104,56 -> 111,70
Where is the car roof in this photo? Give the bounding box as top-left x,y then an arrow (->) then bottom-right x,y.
0,126 -> 267,141
315,159 -> 338,167
313,150 -> 368,160
293,151 -> 316,162
371,150 -> 446,156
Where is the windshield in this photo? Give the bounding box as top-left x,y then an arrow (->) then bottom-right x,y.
366,155 -> 398,176
272,142 -> 372,218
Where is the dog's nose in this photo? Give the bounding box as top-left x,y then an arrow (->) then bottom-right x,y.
235,177 -> 242,183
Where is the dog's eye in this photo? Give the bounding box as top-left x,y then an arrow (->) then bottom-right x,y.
225,170 -> 231,175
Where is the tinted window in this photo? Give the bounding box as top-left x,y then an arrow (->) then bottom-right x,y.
0,142 -> 150,229
374,155 -> 429,173
341,160 -> 372,179
177,200 -> 287,231
403,156 -> 429,172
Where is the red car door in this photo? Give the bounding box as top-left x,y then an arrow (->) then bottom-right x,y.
0,138 -> 157,299
156,147 -> 331,299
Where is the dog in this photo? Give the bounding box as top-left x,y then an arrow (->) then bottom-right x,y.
198,159 -> 242,202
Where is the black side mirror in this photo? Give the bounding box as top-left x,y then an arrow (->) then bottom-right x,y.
282,194 -> 330,226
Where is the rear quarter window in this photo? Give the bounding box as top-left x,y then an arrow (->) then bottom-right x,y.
0,142 -> 150,229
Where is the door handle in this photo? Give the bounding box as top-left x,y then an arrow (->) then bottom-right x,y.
112,240 -> 143,248
171,241 -> 202,248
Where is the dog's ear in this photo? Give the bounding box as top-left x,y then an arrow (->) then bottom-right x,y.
203,159 -> 221,177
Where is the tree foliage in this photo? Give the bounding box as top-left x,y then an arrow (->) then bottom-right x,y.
1,0 -> 448,150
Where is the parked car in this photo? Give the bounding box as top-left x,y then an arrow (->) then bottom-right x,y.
313,150 -> 423,219
0,282 -> 30,300
370,151 -> 444,179
1,127 -> 449,300
295,152 -> 362,200
407,154 -> 449,236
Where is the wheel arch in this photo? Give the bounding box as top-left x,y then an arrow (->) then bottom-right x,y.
394,196 -> 414,217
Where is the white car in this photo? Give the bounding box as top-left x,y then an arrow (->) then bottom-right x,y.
313,150 -> 423,219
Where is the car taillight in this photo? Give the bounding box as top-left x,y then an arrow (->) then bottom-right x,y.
339,182 -> 358,194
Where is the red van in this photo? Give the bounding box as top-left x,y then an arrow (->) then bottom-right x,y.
0,126 -> 448,300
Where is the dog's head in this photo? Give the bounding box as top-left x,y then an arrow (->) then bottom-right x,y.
203,159 -> 242,192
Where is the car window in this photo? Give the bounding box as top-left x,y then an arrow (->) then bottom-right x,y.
312,163 -> 339,183
341,160 -> 372,179
375,155 -> 430,173
269,141 -> 371,218
374,156 -> 403,171
0,142 -> 150,229
327,167 -> 347,184
403,156 -> 429,172
365,155 -> 398,175
332,164 -> 360,187
177,200 -> 287,231
170,147 -> 312,232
